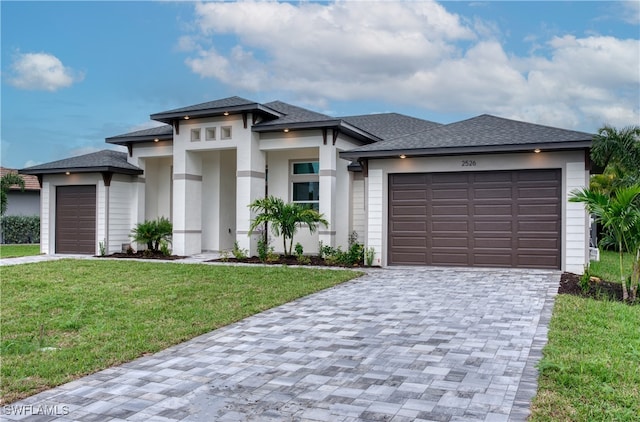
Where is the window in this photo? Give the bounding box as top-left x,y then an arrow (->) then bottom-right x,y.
291,161 -> 319,210
221,126 -> 232,140
205,127 -> 216,141
190,128 -> 201,142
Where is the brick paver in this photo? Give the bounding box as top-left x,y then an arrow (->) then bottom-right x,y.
1,266 -> 559,421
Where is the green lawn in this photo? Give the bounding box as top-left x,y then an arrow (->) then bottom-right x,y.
0,260 -> 360,403
589,249 -> 634,283
530,295 -> 640,421
0,244 -> 40,258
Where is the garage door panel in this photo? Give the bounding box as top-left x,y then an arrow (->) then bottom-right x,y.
518,186 -> 560,199
517,203 -> 559,216
391,205 -> 427,216
474,204 -> 512,216
474,221 -> 513,232
475,237 -> 512,249
432,204 -> 468,215
474,187 -> 512,199
391,237 -> 427,247
389,169 -> 561,269
431,237 -> 468,248
431,221 -> 469,232
392,190 -> 427,201
432,188 -> 468,199
392,221 -> 427,232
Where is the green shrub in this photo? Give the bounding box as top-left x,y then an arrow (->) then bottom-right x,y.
232,241 -> 248,259
130,217 -> 172,252
365,247 -> 375,266
1,215 -> 40,244
294,242 -> 304,257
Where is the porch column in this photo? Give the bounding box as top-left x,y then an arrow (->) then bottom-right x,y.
173,151 -> 202,256
318,143 -> 337,247
236,129 -> 266,256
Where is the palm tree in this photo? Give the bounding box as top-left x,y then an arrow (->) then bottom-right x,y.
590,124 -> 640,186
570,185 -> 640,301
248,195 -> 328,256
1,173 -> 25,216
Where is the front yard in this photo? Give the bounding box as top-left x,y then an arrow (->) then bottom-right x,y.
0,244 -> 40,258
530,250 -> 640,421
0,260 -> 360,404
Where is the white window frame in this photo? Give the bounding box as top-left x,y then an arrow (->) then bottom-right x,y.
205,127 -> 216,141
190,128 -> 201,142
221,126 -> 232,140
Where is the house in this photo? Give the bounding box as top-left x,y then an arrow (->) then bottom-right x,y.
1,167 -> 41,217
20,96 -> 593,272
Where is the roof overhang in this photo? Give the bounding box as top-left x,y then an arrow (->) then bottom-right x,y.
106,133 -> 173,146
340,140 -> 592,161
19,166 -> 143,176
150,103 -> 282,124
253,120 -> 382,144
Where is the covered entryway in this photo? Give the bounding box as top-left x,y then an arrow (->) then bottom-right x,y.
388,169 -> 561,269
56,185 -> 96,254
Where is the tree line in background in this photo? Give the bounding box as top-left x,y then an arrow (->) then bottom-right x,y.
571,124 -> 640,302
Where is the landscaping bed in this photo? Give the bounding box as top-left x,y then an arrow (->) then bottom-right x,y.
99,251 -> 186,260
558,272 -> 626,302
208,255 -> 368,267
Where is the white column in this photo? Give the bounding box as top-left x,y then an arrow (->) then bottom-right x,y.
235,129 -> 266,256
318,143 -> 337,247
366,168 -> 384,266
173,151 -> 202,256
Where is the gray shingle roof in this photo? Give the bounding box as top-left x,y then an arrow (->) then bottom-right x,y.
106,125 -> 173,145
341,113 -> 442,141
20,150 -> 143,175
257,101 -> 335,126
342,114 -> 593,158
153,96 -> 258,115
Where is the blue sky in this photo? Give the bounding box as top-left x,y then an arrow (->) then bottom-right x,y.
1,1 -> 639,169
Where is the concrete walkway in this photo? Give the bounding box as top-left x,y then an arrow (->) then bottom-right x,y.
1,266 -> 559,422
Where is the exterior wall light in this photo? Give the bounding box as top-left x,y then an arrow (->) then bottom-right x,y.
399,154 -> 406,159
154,138 -> 159,143
184,116 -> 190,120
283,128 -> 289,133
223,112 -> 230,116
65,171 -> 71,175
534,148 -> 541,153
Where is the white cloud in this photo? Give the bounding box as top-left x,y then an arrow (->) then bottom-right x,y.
23,159 -> 43,168
182,1 -> 640,130
8,52 -> 84,91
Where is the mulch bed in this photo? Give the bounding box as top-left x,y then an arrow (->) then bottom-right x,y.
98,252 -> 186,260
559,272 -> 626,302
208,255 -> 365,268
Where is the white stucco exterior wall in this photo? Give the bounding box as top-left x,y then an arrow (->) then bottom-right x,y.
365,150 -> 590,271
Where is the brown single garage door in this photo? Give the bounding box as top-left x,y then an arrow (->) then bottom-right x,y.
388,169 -> 561,269
56,185 -> 96,254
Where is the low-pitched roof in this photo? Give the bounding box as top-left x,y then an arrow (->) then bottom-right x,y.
149,96 -> 282,124
0,167 -> 41,190
341,113 -> 442,141
341,114 -> 593,160
20,150 -> 143,176
106,124 -> 173,145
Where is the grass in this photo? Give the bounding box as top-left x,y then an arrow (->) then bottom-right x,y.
0,244 -> 40,258
589,249 -> 634,283
530,295 -> 640,421
0,259 -> 360,403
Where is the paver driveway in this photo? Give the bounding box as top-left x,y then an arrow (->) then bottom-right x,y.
2,266 -> 559,422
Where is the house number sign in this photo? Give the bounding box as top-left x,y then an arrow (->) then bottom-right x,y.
461,160 -> 477,167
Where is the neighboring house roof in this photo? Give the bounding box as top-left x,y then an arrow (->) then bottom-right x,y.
0,167 -> 41,190
341,114 -> 593,160
19,150 -> 143,176
149,96 -> 282,124
106,124 -> 173,145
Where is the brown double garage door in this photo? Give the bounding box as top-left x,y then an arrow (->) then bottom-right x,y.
389,169 -> 561,269
56,185 -> 96,254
